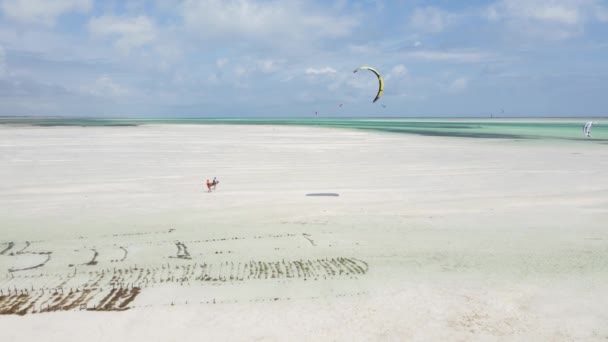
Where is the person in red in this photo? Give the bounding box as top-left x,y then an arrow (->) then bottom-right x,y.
206,179 -> 212,192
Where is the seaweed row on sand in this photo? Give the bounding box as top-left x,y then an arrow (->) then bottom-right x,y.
0,257 -> 368,315
0,286 -> 141,316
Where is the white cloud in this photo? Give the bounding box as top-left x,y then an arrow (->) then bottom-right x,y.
596,6 -> 608,22
414,41 -> 422,47
490,0 -> 582,24
207,73 -> 219,84
305,67 -> 337,75
409,7 -> 452,33
347,44 -> 374,55
83,75 -> 131,97
0,0 -> 92,26
403,50 -> 489,63
233,65 -> 248,78
384,64 -> 408,82
533,5 -> 580,24
88,15 -> 156,52
485,0 -> 608,40
485,6 -> 500,21
391,64 -> 407,75
216,58 -> 229,68
180,0 -> 357,44
257,59 -> 281,73
226,58 -> 284,82
125,0 -> 149,12
0,45 -> 5,78
448,77 -> 468,92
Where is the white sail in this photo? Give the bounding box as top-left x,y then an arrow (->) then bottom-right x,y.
583,121 -> 593,137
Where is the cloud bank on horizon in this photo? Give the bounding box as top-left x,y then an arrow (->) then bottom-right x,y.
0,0 -> 607,117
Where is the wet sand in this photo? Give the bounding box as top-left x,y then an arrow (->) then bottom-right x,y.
1,124 -> 607,340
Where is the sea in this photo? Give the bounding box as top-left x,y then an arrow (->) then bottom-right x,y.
1,117 -> 606,144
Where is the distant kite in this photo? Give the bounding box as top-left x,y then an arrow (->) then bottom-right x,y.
353,66 -> 384,103
583,121 -> 593,137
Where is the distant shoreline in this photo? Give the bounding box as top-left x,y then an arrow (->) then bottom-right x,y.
1,117 -> 606,142
2,115 -> 607,120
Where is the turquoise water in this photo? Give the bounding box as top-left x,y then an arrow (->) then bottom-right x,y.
1,117 -> 607,143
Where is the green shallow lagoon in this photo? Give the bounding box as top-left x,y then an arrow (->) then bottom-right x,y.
2,117 -> 607,143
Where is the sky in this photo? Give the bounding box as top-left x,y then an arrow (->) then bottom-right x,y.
0,0 -> 608,118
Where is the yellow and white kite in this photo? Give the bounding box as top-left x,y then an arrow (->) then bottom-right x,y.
353,66 -> 384,103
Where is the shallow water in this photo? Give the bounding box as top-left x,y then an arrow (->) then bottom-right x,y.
2,117 -> 607,143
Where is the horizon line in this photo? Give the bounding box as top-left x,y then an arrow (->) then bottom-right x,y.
1,115 -> 607,120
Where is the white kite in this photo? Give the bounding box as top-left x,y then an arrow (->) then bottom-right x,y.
583,121 -> 594,137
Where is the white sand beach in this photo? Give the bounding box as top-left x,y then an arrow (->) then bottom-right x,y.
1,124 -> 607,341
